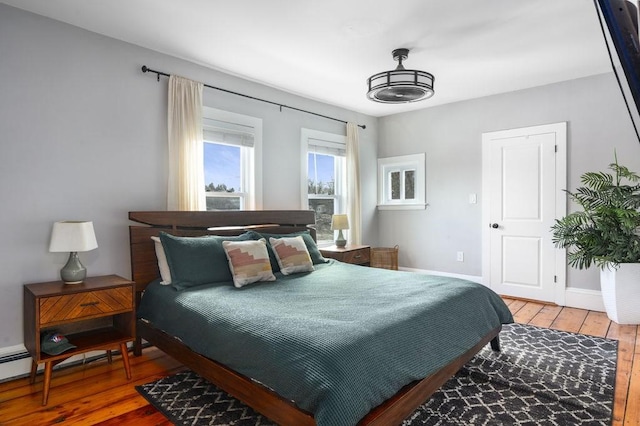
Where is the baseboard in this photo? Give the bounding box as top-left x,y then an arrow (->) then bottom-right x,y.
564,287 -> 605,312
399,267 -> 606,313
399,267 -> 484,285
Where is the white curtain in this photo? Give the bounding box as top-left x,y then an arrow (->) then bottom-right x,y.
346,122 -> 361,244
167,75 -> 205,210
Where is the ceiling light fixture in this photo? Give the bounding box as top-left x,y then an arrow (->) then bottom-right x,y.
366,48 -> 434,103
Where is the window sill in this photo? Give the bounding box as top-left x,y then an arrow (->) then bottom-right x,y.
377,203 -> 427,211
316,241 -> 335,248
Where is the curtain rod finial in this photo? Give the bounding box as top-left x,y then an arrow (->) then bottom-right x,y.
141,65 -> 148,73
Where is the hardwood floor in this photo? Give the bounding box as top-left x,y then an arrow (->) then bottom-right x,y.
0,299 -> 638,425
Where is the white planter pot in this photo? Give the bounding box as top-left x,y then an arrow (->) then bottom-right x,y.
600,263 -> 640,324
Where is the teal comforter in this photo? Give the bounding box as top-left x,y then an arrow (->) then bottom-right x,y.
138,260 -> 513,426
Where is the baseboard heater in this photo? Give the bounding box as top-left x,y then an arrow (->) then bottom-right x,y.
0,342 -> 149,383
0,351 -> 30,365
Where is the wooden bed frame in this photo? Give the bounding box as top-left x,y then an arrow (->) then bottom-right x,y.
129,210 -> 501,426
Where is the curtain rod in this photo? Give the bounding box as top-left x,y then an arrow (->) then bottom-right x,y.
141,66 -> 366,130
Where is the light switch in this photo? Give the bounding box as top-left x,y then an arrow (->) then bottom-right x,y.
469,193 -> 477,204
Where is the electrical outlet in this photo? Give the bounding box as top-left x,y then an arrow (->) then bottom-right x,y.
456,251 -> 464,262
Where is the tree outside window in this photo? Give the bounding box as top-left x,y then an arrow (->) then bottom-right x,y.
302,129 -> 347,244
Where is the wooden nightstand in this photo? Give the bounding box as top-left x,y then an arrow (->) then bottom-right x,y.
23,274 -> 135,405
320,244 -> 371,266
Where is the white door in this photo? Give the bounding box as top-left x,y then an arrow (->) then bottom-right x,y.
482,123 -> 566,304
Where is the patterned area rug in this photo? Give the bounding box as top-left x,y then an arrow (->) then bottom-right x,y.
136,323 -> 617,425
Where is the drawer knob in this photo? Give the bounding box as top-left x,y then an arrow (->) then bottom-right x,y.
354,255 -> 362,258
80,301 -> 100,307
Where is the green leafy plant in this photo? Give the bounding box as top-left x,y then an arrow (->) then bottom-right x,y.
551,155 -> 640,269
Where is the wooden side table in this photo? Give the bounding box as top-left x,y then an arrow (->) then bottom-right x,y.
23,274 -> 135,405
320,244 -> 371,266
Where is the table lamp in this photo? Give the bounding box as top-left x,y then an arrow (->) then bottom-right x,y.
331,214 -> 349,248
49,221 -> 98,284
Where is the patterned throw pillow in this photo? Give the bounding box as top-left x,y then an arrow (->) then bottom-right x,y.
269,236 -> 314,275
222,238 -> 276,288
258,231 -> 327,272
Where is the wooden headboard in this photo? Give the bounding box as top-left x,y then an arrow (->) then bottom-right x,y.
129,210 -> 317,292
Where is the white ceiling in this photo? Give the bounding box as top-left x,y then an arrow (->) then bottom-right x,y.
2,0 -> 613,117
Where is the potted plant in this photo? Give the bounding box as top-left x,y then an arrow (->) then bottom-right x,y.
551,155 -> 640,324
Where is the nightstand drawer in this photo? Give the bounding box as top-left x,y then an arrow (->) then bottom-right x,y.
39,287 -> 132,325
320,245 -> 371,266
342,248 -> 370,265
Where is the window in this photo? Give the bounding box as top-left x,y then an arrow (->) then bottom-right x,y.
301,129 -> 347,244
203,107 -> 262,210
377,153 -> 426,210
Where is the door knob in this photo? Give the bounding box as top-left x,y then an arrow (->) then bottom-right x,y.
491,223 -> 499,229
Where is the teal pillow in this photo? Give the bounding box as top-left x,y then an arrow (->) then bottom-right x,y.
159,231 -> 258,290
257,230 -> 328,273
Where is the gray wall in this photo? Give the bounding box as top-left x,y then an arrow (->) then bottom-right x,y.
377,73 -> 640,291
0,4 -> 378,349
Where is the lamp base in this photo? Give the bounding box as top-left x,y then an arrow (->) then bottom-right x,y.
60,252 -> 87,285
335,230 -> 347,248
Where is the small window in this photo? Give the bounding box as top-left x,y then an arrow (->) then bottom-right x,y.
377,153 -> 426,210
202,107 -> 262,210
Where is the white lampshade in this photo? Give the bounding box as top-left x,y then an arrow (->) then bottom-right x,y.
49,221 -> 98,253
331,214 -> 349,231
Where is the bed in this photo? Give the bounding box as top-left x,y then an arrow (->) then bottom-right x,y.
129,210 -> 513,425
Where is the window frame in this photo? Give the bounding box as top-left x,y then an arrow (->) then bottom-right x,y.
301,128 -> 347,245
202,106 -> 263,210
377,153 -> 426,210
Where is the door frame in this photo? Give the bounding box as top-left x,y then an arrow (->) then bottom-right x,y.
481,122 -> 567,305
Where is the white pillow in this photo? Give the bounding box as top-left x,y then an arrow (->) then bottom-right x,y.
269,236 -> 314,275
222,238 -> 276,288
151,236 -> 172,285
